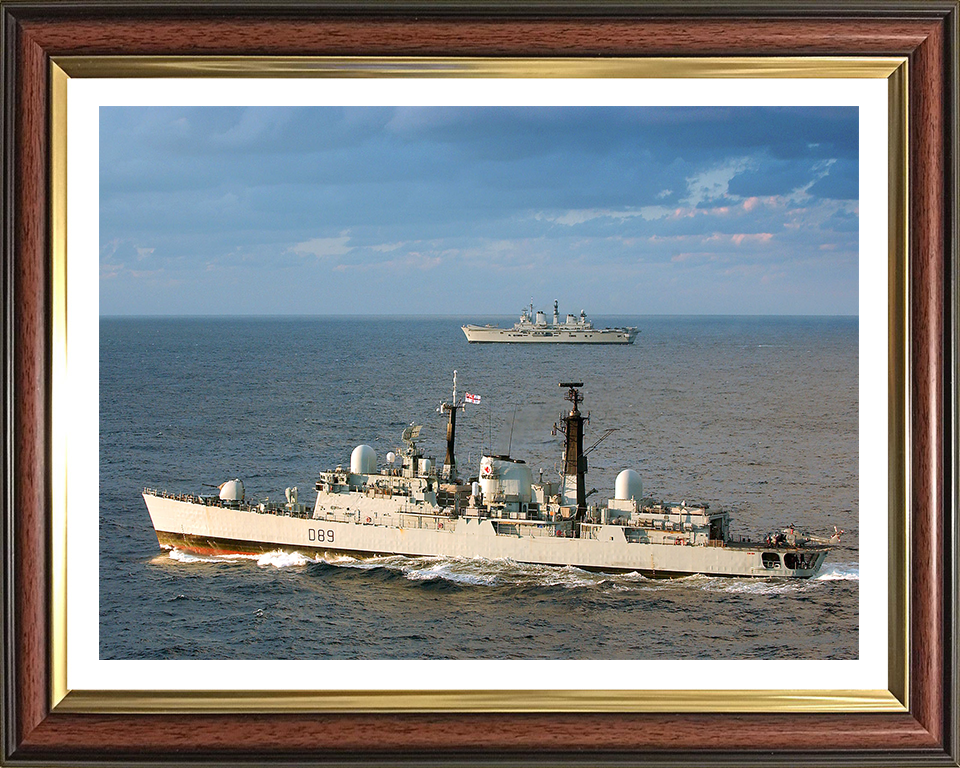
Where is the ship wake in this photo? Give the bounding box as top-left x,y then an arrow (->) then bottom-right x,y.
161,548 -> 858,594
163,548 -> 319,569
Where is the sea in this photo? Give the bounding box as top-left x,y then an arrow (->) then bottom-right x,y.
100,315 -> 859,661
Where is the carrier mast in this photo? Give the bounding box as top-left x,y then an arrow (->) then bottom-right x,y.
554,382 -> 588,533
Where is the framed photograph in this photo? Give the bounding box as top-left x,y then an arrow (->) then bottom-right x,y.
2,2 -> 957,765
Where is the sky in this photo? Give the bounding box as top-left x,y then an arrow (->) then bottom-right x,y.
99,106 -> 859,316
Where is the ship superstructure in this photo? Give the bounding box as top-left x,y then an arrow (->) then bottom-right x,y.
461,300 -> 638,344
144,380 -> 838,578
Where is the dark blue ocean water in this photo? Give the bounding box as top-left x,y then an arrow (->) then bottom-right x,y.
100,316 -> 859,660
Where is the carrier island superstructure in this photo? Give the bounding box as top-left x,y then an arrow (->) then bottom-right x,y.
144,381 -> 839,578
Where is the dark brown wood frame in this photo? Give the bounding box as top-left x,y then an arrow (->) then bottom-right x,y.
1,2 -> 957,765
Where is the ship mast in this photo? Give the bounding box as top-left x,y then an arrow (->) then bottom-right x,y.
439,370 -> 465,481
553,382 -> 588,534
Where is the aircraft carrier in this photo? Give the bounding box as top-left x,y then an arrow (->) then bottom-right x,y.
462,301 -> 638,344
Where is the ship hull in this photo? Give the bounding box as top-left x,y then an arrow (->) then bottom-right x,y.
145,492 -> 826,579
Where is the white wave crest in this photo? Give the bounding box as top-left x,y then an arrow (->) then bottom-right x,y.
166,548 -> 858,591
328,554 -> 408,570
539,565 -> 603,589
256,550 -> 316,568
715,579 -> 803,595
316,555 -> 659,591
165,548 -> 316,568
815,562 -> 859,581
401,561 -> 498,586
167,549 -> 223,564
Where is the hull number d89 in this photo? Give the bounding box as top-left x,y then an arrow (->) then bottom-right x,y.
308,528 -> 335,543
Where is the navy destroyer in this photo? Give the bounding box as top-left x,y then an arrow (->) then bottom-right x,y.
461,301 -> 638,344
144,378 -> 840,578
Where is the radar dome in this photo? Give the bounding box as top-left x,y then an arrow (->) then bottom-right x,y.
615,469 -> 643,501
219,478 -> 244,501
386,451 -> 396,464
350,444 -> 377,475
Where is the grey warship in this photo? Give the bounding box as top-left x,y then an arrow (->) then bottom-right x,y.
144,379 -> 840,578
462,300 -> 638,344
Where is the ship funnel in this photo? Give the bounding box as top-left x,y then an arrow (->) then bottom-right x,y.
555,383 -> 588,518
615,469 -> 643,501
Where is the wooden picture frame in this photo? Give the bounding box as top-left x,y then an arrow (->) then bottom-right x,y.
2,2 -> 957,765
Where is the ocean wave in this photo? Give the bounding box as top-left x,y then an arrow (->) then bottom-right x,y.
256,550 -> 315,568
320,554 -> 848,596
162,548 -> 858,592
310,554 -> 606,589
680,561 -> 859,595
164,548 -> 319,569
814,562 -> 859,581
399,560 -> 498,586
707,578 -> 804,596
165,549 -> 224,564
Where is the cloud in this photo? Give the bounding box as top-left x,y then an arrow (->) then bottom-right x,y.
369,242 -> 405,253
682,158 -> 756,207
288,235 -> 352,259
731,232 -> 774,245
535,206 -> 672,227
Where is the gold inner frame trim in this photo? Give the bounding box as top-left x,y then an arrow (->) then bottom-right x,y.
49,55 -> 909,716
885,61 -> 909,711
55,688 -> 905,715
53,55 -> 906,79
50,62 -> 69,709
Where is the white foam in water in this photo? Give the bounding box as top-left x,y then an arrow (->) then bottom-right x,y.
717,579 -> 803,596
322,553 -> 362,565
319,554 -> 660,591
619,571 -> 649,582
331,554 -> 407,570
402,561 -> 497,586
815,562 -> 859,581
256,550 -> 315,568
166,548 -> 315,568
167,549 -> 222,564
543,566 -> 600,589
